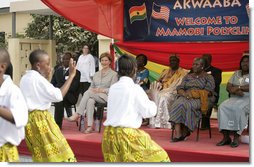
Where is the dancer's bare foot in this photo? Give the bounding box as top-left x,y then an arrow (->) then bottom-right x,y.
66,113 -> 80,122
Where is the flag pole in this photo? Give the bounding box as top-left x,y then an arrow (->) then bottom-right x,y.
148,2 -> 155,36
144,3 -> 150,36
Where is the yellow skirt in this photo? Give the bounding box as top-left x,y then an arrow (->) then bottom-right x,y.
102,126 -> 170,162
0,143 -> 19,162
25,110 -> 76,162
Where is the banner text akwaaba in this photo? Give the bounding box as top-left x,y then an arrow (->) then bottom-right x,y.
124,0 -> 249,42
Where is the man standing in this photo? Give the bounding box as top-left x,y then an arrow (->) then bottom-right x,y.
5,62 -> 13,79
76,44 -> 95,95
51,52 -> 81,129
202,54 -> 222,129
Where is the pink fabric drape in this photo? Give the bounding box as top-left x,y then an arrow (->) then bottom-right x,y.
42,0 -> 123,40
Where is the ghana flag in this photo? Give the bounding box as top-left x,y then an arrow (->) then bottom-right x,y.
129,3 -> 147,24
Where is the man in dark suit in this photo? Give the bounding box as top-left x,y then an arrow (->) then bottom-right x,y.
51,52 -> 81,129
202,54 -> 222,129
5,62 -> 13,79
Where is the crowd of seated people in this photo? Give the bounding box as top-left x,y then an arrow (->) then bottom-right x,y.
58,50 -> 249,148
2,46 -> 249,163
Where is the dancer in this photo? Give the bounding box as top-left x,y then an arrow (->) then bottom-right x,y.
102,54 -> 170,162
20,49 -> 77,162
0,48 -> 28,162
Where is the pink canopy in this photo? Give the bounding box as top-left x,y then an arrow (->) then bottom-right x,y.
42,0 -> 249,71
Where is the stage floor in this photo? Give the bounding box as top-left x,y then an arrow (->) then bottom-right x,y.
18,118 -> 249,162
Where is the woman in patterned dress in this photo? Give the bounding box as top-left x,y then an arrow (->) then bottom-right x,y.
169,57 -> 215,142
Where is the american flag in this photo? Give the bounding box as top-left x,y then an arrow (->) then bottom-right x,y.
151,3 -> 170,23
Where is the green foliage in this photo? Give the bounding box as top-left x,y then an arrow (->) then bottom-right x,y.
0,32 -> 6,48
0,42 -> 6,48
25,14 -> 98,56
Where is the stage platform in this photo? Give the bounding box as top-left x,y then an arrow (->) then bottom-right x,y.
18,119 -> 249,162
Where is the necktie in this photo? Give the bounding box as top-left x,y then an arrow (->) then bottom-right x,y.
63,68 -> 67,75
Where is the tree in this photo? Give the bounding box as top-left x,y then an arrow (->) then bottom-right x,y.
25,14 -> 98,57
0,32 -> 7,48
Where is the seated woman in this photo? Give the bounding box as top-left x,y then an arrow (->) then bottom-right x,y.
136,54 -> 150,125
168,57 -> 215,142
68,52 -> 118,133
216,54 -> 249,148
136,54 -> 150,91
149,54 -> 188,128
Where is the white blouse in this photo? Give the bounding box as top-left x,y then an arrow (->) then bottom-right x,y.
76,54 -> 95,82
20,70 -> 63,111
0,75 -> 28,146
103,76 -> 157,128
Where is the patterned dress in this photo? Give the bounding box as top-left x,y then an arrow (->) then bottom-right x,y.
0,143 -> 19,162
218,70 -> 249,135
102,77 -> 170,162
168,73 -> 215,131
102,127 -> 170,162
149,68 -> 188,128
25,110 -> 76,162
20,70 -> 76,162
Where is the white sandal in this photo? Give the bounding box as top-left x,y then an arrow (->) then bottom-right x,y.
84,127 -> 93,134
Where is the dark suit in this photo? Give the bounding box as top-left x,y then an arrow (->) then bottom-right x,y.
202,65 -> 222,129
205,66 -> 222,105
5,63 -> 13,79
51,67 -> 81,129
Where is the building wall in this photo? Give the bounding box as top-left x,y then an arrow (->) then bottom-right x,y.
0,13 -> 32,38
97,35 -> 113,70
97,35 -> 111,56
8,38 -> 56,85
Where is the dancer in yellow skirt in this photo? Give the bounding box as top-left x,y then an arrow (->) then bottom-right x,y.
102,54 -> 170,162
0,48 -> 28,162
19,49 -> 77,162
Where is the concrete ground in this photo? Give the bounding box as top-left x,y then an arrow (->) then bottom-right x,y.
19,155 -> 33,162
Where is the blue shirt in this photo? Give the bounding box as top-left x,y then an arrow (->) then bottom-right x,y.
136,68 -> 149,90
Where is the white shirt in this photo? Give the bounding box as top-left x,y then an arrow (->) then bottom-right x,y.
0,75 -> 28,146
20,70 -> 63,111
103,77 -> 157,128
77,54 -> 95,82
